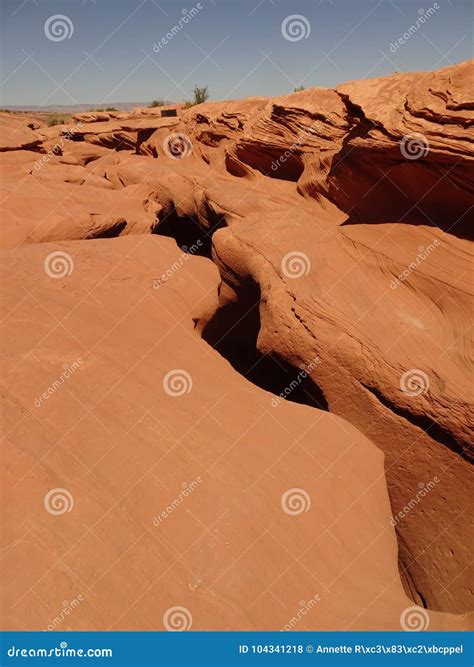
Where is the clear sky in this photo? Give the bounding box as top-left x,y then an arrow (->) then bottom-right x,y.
1,0 -> 472,106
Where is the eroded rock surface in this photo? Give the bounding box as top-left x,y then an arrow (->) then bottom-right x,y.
0,236 -> 470,631
0,61 -> 472,625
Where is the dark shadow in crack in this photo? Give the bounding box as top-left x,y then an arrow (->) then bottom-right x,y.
200,275 -> 329,411
152,206 -> 226,258
151,195 -> 328,410
361,381 -> 472,464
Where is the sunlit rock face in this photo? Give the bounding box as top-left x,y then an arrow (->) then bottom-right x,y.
0,61 -> 472,630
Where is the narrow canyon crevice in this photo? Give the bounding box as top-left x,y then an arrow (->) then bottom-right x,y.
200,275 -> 329,411
138,158 -> 470,615
195,254 -> 470,614
152,208 -> 328,410
152,205 -> 226,258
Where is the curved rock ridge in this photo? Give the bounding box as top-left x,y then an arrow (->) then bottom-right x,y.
329,61 -> 473,236
0,61 -> 472,622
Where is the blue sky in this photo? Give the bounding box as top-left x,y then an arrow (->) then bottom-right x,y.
1,0 -> 472,106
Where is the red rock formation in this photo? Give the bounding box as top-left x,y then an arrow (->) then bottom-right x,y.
0,61 -> 472,628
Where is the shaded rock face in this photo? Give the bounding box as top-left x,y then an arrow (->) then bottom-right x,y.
0,61 -> 472,628
331,63 -> 474,239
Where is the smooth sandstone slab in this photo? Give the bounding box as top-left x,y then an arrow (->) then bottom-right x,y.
0,235 -> 469,631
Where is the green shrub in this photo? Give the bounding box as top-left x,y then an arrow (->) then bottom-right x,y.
192,85 -> 209,105
47,116 -> 65,127
149,99 -> 165,108
183,86 -> 209,109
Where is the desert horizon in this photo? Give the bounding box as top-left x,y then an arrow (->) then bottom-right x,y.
0,0 -> 473,665
0,55 -> 463,112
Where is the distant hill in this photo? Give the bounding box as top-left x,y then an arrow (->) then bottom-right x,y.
1,102 -> 174,113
